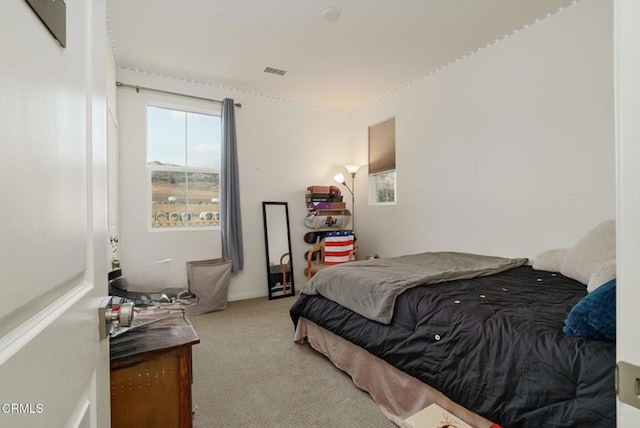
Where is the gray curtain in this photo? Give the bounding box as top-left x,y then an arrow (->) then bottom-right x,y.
220,98 -> 244,272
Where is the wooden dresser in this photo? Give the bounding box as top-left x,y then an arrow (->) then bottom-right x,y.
110,307 -> 200,428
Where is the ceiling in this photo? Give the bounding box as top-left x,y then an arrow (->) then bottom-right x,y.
107,0 -> 577,111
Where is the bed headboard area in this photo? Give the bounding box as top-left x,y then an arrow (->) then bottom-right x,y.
532,219 -> 616,292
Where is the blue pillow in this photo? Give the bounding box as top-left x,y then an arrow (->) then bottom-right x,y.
563,279 -> 616,342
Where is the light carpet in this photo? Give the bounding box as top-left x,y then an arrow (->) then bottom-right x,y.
189,293 -> 395,428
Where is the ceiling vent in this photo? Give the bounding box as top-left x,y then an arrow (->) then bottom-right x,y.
264,66 -> 287,76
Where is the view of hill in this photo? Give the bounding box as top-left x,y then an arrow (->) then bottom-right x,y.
150,171 -> 220,227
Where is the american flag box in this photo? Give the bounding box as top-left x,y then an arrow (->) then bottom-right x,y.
324,230 -> 355,265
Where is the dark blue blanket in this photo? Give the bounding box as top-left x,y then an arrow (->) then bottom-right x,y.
291,266 -> 615,428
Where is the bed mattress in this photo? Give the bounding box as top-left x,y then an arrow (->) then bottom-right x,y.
290,266 -> 615,427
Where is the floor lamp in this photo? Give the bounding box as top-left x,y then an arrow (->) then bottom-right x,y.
334,164 -> 359,233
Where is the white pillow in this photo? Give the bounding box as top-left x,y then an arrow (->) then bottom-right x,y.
587,259 -> 616,293
532,248 -> 570,272
561,220 -> 616,285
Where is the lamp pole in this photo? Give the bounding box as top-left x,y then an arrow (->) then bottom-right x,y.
335,165 -> 359,234
344,165 -> 359,234
349,172 -> 355,233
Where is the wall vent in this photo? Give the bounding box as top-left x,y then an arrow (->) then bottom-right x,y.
264,66 -> 287,76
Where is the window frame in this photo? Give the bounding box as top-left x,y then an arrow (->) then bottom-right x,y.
146,102 -> 222,232
368,170 -> 397,205
368,117 -> 397,205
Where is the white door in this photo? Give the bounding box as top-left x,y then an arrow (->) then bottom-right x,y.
616,0 -> 640,425
0,1 -> 110,427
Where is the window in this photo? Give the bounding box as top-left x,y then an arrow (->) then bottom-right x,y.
147,105 -> 221,229
368,117 -> 396,204
371,170 -> 396,203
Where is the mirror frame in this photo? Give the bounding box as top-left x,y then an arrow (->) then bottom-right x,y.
262,201 -> 295,300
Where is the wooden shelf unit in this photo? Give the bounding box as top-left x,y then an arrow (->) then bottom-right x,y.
110,308 -> 200,428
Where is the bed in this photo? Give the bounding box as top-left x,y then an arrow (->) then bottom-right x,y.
290,246 -> 616,427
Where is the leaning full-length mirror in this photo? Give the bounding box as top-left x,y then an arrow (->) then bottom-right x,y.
262,202 -> 295,299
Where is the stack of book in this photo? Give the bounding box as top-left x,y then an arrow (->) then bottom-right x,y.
305,185 -> 345,210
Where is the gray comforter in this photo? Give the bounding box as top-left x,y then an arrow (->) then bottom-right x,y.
301,251 -> 528,324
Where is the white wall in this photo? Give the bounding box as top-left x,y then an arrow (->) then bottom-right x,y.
116,0 -> 614,300
116,69 -> 351,300
351,0 -> 614,260
106,41 -> 117,118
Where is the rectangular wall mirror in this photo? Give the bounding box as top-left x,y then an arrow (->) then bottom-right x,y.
262,202 -> 295,299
